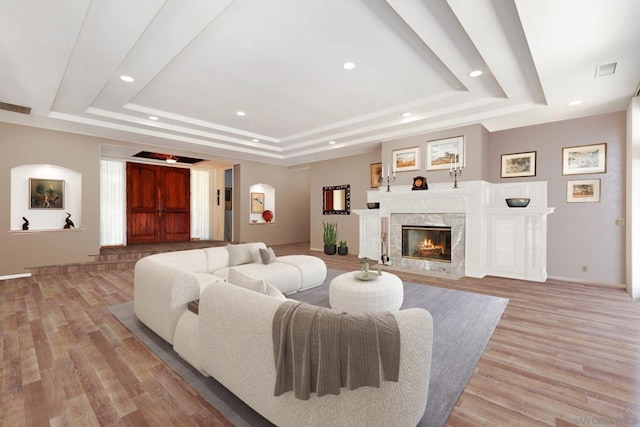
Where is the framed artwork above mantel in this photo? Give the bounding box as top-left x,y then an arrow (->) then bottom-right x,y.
426,136 -> 464,171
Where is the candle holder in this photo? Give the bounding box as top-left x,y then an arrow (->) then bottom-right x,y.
384,175 -> 396,192
450,167 -> 462,188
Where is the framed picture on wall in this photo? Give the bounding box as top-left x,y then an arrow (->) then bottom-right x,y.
500,151 -> 537,178
426,136 -> 464,171
370,162 -> 382,188
392,147 -> 420,172
29,178 -> 64,209
250,192 -> 265,213
567,179 -> 601,203
562,143 -> 607,175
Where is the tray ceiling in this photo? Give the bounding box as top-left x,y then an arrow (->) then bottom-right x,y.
1,0 -> 638,166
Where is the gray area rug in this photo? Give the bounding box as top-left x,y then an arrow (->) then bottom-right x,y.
109,269 -> 508,427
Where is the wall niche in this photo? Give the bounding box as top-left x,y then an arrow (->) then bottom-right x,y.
10,164 -> 82,231
249,183 -> 275,224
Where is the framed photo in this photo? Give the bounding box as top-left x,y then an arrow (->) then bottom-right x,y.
392,147 -> 420,172
370,162 -> 382,188
567,179 -> 601,203
426,136 -> 464,171
250,192 -> 265,213
562,143 -> 607,175
29,178 -> 64,209
501,151 -> 536,178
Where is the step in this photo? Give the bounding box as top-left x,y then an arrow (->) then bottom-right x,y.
28,240 -> 229,277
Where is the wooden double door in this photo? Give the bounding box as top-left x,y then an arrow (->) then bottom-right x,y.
126,162 -> 190,244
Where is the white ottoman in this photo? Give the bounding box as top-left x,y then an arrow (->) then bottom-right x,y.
277,255 -> 328,291
329,271 -> 404,313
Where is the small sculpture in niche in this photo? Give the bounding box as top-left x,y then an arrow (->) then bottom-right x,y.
22,217 -> 29,230
64,212 -> 75,229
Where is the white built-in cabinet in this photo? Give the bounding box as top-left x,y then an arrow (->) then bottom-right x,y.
355,180 -> 554,282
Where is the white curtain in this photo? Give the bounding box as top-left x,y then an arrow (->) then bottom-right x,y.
100,159 -> 126,246
191,169 -> 210,240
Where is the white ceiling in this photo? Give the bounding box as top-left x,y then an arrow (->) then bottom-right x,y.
1,0 -> 638,166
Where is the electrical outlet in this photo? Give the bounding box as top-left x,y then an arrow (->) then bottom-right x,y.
615,218 -> 625,226
582,265 -> 588,272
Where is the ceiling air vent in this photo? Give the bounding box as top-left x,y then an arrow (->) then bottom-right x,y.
595,62 -> 617,78
0,101 -> 31,115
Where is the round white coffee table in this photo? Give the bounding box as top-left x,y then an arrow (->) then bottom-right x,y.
329,271 -> 403,313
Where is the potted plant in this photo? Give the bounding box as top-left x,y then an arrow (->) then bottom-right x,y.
338,240 -> 348,256
323,222 -> 337,255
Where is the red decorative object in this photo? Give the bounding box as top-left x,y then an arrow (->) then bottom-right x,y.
262,210 -> 273,222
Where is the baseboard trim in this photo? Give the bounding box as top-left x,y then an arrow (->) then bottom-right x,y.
547,275 -> 626,289
0,273 -> 32,281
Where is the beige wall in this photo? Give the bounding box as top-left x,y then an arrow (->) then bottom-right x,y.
490,112 -> 626,285
308,115 -> 627,286
0,112 -> 630,287
381,124 -> 490,186
308,151 -> 381,253
233,160 -> 311,246
0,123 -> 101,276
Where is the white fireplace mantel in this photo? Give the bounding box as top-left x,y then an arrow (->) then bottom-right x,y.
354,180 -> 555,282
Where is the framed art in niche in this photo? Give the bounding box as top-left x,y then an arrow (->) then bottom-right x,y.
29,178 -> 64,209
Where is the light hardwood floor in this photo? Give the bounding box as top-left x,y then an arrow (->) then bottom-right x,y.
2,241 -> 639,426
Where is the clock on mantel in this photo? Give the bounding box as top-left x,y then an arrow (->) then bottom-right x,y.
412,176 -> 429,190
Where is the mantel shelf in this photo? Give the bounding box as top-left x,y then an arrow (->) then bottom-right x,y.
7,228 -> 86,234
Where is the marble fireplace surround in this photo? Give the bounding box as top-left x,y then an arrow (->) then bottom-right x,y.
354,180 -> 555,281
391,213 -> 465,277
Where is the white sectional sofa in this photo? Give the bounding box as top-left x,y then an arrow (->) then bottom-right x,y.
134,243 -> 434,426
133,242 -> 326,343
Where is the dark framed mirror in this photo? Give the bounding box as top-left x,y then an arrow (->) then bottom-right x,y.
323,184 -> 350,215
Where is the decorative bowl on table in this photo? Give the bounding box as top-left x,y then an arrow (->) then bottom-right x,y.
505,198 -> 530,208
354,271 -> 379,281
366,202 -> 380,209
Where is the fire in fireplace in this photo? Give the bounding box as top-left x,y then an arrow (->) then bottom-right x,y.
401,225 -> 452,262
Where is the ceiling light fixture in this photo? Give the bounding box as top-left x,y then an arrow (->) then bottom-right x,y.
342,62 -> 356,70
401,112 -> 411,117
568,100 -> 582,106
236,111 -> 246,116
468,70 -> 483,78
120,75 -> 135,83
252,139 -> 259,142
166,155 -> 177,164
329,140 -> 336,145
148,115 -> 159,121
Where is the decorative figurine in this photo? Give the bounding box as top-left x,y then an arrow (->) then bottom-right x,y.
64,212 -> 75,229
22,217 -> 29,230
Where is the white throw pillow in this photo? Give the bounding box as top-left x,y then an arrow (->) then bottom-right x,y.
227,243 -> 255,266
259,247 -> 277,265
227,268 -> 286,300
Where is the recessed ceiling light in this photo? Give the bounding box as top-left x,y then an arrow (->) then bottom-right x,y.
236,111 -> 246,116
148,115 -> 159,121
568,100 -> 582,106
468,70 -> 483,78
342,62 -> 356,70
401,112 -> 411,117
329,140 -> 336,145
252,139 -> 259,142
120,75 -> 135,83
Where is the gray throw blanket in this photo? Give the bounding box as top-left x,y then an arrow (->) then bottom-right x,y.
272,300 -> 400,400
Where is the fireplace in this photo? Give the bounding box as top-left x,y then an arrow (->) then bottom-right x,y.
402,225 -> 451,262
389,212 -> 465,278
